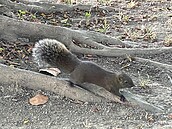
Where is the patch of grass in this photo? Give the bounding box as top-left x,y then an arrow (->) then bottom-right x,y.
142,26 -> 157,42
85,11 -> 91,26
17,10 -> 37,21
64,0 -> 74,4
117,12 -> 130,24
17,10 -> 27,19
138,73 -> 151,89
125,28 -> 140,41
124,25 -> 157,42
164,35 -> 172,47
97,18 -> 109,33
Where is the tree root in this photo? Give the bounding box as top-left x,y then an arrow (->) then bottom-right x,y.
1,15 -> 172,57
0,63 -> 125,103
119,89 -> 164,113
0,0 -> 116,14
134,57 -> 172,71
0,63 -> 164,113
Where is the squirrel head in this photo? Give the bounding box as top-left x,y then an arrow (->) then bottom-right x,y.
117,72 -> 135,89
109,72 -> 134,97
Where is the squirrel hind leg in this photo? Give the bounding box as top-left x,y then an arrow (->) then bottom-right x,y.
69,70 -> 84,85
59,78 -> 75,87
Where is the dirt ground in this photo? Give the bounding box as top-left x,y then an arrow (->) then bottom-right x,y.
0,0 -> 172,129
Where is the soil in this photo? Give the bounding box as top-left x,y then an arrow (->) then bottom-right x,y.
0,0 -> 172,129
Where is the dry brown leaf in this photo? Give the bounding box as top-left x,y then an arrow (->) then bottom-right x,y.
29,94 -> 48,106
127,1 -> 138,9
39,67 -> 61,76
168,114 -> 172,119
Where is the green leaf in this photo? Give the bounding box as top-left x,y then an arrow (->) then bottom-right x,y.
18,10 -> 26,15
85,12 -> 91,19
0,48 -> 4,53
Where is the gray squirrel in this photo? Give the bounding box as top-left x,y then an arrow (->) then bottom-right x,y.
32,39 -> 135,98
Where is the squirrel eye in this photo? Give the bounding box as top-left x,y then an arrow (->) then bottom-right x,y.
124,80 -> 128,83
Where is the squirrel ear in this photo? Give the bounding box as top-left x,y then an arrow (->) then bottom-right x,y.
117,74 -> 123,82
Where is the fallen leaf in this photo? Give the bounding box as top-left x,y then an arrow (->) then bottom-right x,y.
29,94 -> 48,106
39,67 -> 61,76
127,1 -> 138,9
23,119 -> 30,124
168,114 -> 172,119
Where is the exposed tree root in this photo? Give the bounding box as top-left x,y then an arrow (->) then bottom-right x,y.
0,63 -> 105,102
134,57 -> 172,71
1,15 -> 172,57
0,0 -> 115,14
119,89 -> 164,113
0,63 -> 164,113
133,57 -> 172,84
0,63 -> 126,103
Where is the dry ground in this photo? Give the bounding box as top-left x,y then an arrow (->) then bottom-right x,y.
0,0 -> 172,128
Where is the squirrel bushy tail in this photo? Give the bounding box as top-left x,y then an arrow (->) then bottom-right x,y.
32,39 -> 80,73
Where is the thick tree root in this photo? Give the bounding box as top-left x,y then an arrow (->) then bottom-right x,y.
0,15 -> 172,57
119,89 -> 164,113
134,57 -> 172,71
0,63 -> 164,113
0,63 -> 126,103
0,0 -> 116,14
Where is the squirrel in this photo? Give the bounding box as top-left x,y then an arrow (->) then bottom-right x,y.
32,39 -> 135,98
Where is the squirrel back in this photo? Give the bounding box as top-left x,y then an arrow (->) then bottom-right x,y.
33,39 -> 134,97
32,39 -> 80,73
